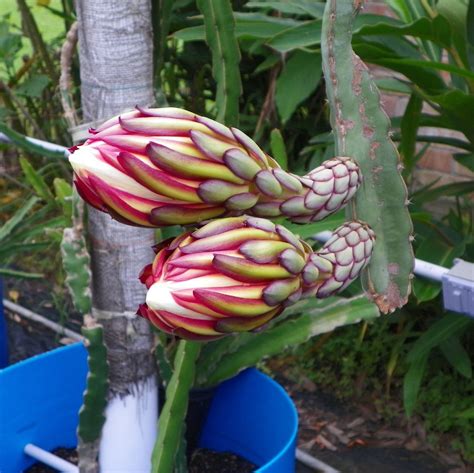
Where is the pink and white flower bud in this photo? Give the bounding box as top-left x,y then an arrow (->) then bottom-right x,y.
138,216 -> 375,340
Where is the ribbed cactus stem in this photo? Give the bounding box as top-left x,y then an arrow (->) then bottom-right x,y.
151,340 -> 201,473
321,0 -> 414,312
77,316 -> 109,473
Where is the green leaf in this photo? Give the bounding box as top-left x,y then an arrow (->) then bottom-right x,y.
0,196 -> 39,242
19,157 -> 55,203
437,0 -> 469,68
15,74 -> 50,98
0,268 -> 44,279
413,226 -> 465,303
245,1 -> 325,18
202,295 -> 379,386
375,78 -> 412,94
453,153 -> 474,172
282,212 -> 345,240
413,181 -> 474,204
354,16 -> 452,49
404,353 -> 428,416
53,178 -> 73,223
457,406 -> 474,419
400,93 -> 423,174
439,336 -> 472,379
267,19 -> 322,53
275,50 -> 322,123
197,0 -> 242,126
269,129 -> 288,170
173,14 -> 299,42
407,313 -> 473,363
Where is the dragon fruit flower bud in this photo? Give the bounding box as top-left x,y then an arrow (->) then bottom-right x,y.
137,216 -> 375,340
69,107 -> 361,227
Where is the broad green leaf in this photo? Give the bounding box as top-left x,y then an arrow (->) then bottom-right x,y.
407,313 -> 473,363
267,19 -> 322,53
202,295 -> 379,386
275,50 -> 322,123
354,43 -> 447,93
15,74 -> 50,98
467,0 -> 474,68
19,157 -> 55,203
173,14 -> 298,42
245,1 -> 325,17
440,336 -> 472,379
385,0 -> 412,22
413,181 -> 474,204
437,1 -> 469,67
400,93 -> 423,174
0,196 -> 38,242
424,90 -> 474,144
457,406 -> 474,419
375,78 -> 412,94
404,353 -> 428,416
355,16 -> 451,48
0,268 -> 43,278
53,178 -> 73,223
269,129 -> 288,170
197,0 -> 242,126
454,153 -> 474,172
413,225 -> 465,302
282,212 -> 345,240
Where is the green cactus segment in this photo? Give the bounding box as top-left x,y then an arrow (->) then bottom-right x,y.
78,323 -> 109,442
201,295 -> 379,387
321,0 -> 414,313
151,341 -> 201,473
61,227 -> 92,315
196,0 -> 242,126
155,337 -> 173,388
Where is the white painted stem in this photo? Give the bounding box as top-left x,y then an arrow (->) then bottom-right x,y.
24,444 -> 78,472
99,375 -> 158,472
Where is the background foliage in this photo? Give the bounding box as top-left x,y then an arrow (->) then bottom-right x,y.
0,0 -> 473,465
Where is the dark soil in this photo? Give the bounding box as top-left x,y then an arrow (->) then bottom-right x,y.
3,277 -> 82,364
190,448 -> 257,473
25,448 -> 78,472
25,447 -> 256,473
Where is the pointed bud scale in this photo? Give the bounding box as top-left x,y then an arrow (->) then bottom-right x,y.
138,216 -> 375,340
69,107 -> 362,227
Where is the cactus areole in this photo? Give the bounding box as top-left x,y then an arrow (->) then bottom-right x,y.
68,107 -> 361,227
138,216 -> 375,340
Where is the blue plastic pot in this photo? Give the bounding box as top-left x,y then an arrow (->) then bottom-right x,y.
0,279 -> 8,368
0,343 -> 297,472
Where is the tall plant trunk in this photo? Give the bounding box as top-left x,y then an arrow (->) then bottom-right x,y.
75,1 -> 157,471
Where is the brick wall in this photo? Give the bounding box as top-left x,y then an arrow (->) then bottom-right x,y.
363,1 -> 473,213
